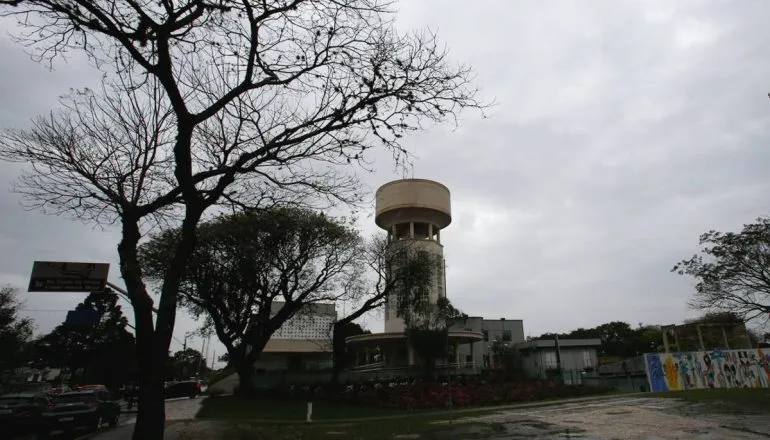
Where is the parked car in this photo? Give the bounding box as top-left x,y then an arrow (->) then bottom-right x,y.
164,380 -> 201,399
37,389 -> 121,438
0,392 -> 49,436
47,385 -> 71,397
74,384 -> 109,391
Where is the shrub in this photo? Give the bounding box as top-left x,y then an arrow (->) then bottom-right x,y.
250,378 -> 613,410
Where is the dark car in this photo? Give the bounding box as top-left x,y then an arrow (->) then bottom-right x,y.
75,384 -> 108,391
164,381 -> 201,399
37,389 -> 121,438
46,385 -> 71,397
0,392 -> 49,436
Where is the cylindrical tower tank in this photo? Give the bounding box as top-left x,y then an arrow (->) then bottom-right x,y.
375,179 -> 451,333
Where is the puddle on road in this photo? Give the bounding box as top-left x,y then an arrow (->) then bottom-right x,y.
425,420 -> 603,440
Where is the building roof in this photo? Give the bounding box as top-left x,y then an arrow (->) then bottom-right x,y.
262,339 -> 332,353
515,338 -> 602,349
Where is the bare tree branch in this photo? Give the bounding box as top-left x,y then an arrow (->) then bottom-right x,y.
673,217 -> 770,326
0,1 -> 488,437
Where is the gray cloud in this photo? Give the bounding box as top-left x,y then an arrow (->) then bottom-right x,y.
1,0 -> 770,358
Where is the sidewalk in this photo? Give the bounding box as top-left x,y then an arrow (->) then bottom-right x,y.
86,425 -> 134,440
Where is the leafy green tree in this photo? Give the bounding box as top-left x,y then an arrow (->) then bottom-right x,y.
0,1 -> 485,437
329,322 -> 369,382
673,217 -> 770,323
537,321 -> 663,358
170,348 -> 208,380
0,286 -> 34,383
404,297 -> 466,379
139,207 -> 361,395
35,289 -> 136,389
391,248 -> 466,378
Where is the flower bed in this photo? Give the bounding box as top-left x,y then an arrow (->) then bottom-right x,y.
259,378 -> 613,410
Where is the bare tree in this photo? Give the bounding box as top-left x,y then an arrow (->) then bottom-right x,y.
328,234 -> 422,382
673,217 -> 770,325
328,235 -> 460,380
0,1 -> 486,438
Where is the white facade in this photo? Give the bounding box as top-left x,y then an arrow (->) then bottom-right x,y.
271,314 -> 336,340
268,301 -> 336,341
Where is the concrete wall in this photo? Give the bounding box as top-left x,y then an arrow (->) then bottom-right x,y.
583,374 -> 650,393
521,346 -> 598,384
253,352 -> 333,373
644,348 -> 770,392
384,239 -> 446,333
452,318 -> 525,368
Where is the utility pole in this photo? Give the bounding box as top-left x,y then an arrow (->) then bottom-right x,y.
198,336 -> 209,377
554,334 -> 563,384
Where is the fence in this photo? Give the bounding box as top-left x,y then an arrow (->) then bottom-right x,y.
524,367 -> 590,385
252,363 -> 480,388
597,355 -> 646,375
582,374 -> 650,393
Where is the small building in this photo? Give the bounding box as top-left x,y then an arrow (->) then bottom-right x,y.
252,301 -> 336,372
451,317 -> 525,369
516,338 -> 602,384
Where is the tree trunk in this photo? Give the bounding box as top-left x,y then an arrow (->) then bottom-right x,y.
329,322 -> 347,385
118,217 -> 167,440
133,355 -> 165,440
130,301 -> 167,440
234,361 -> 256,396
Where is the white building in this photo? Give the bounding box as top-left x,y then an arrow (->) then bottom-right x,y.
253,302 -> 337,372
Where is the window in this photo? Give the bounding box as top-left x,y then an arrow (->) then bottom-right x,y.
502,330 -> 512,342
583,350 -> 593,367
482,330 -> 489,342
544,351 -> 558,369
394,223 -> 411,240
413,222 -> 430,239
271,313 -> 335,340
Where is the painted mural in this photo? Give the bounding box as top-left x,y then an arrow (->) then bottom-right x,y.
644,348 -> 770,392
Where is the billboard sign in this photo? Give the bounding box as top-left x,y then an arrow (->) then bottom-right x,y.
65,309 -> 104,325
28,261 -> 110,292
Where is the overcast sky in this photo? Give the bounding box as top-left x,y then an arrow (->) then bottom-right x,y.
2,0 -> 770,366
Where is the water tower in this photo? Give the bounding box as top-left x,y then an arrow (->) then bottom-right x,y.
345,178 -> 481,370
375,179 -> 452,333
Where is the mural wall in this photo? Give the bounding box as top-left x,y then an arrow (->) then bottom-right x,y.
644,348 -> 770,392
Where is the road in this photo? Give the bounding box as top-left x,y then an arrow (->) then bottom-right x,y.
457,396 -> 770,439
11,397 -> 205,440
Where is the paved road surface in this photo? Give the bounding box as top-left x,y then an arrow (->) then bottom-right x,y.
12,397 -> 205,440
19,395 -> 770,440
457,396 -> 770,439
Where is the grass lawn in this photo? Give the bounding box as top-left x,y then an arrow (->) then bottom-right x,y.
195,398 -> 507,440
650,388 -> 770,414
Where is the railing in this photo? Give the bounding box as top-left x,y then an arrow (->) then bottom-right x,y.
436,361 -> 476,370
350,361 -> 477,373
350,362 -> 387,372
